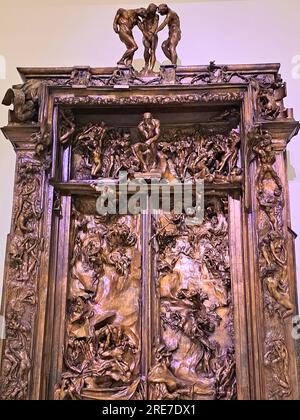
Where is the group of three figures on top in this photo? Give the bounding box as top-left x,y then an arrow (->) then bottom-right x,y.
114,4 -> 181,75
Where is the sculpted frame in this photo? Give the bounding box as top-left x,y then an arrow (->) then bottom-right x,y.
0,62 -> 299,400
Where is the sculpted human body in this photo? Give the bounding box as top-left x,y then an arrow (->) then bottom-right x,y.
157,4 -> 181,65
133,113 -> 161,172
139,4 -> 159,75
113,8 -> 146,66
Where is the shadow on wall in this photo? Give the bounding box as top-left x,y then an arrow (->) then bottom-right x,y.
287,151 -> 297,181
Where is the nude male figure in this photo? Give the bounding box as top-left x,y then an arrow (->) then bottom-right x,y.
113,8 -> 147,66
133,113 -> 161,172
157,4 -> 181,65
139,4 -> 159,75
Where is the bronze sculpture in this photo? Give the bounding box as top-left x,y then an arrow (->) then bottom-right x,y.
113,4 -> 181,71
139,4 -> 159,75
133,112 -> 161,173
0,5 -> 300,402
76,122 -> 107,177
157,4 -> 181,65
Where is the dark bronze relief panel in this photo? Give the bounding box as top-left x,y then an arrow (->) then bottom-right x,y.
150,197 -> 236,400
55,202 -> 143,400
0,155 -> 44,400
54,196 -> 236,401
251,128 -> 295,400
70,124 -> 241,184
56,106 -> 241,185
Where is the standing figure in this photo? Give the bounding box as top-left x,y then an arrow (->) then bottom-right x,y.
77,123 -> 107,177
133,113 -> 161,172
113,8 -> 147,67
157,4 -> 181,65
139,4 -> 159,75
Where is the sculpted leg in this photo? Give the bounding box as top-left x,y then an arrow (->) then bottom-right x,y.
132,143 -> 148,171
143,39 -> 151,71
169,33 -> 180,65
118,31 -> 138,66
150,35 -> 158,71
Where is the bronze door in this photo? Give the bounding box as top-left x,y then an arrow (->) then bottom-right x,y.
44,100 -> 254,401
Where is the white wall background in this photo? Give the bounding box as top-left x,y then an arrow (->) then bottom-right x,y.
0,0 -> 299,303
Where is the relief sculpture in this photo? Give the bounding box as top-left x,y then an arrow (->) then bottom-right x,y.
71,117 -> 241,185
133,112 -> 161,173
253,129 -> 293,320
2,79 -> 43,123
0,156 -> 43,400
55,209 -> 142,400
1,39 -> 299,399
151,197 -> 236,400
252,127 -> 294,400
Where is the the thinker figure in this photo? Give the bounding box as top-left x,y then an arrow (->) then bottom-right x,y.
157,4 -> 181,65
113,8 -> 147,66
133,113 -> 161,172
139,4 -> 159,75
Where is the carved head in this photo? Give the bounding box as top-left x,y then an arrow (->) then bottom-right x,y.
148,3 -> 158,14
123,132 -> 131,146
137,7 -> 147,18
158,4 -> 169,15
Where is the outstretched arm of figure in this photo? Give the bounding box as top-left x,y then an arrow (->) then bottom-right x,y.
137,19 -> 145,34
151,15 -> 159,34
138,122 -> 146,138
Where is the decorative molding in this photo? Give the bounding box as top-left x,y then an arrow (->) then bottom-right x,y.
54,91 -> 244,106
71,121 -> 242,185
2,80 -> 43,124
0,62 -> 299,400
54,212 -> 142,400
0,156 -> 43,400
252,127 -> 294,400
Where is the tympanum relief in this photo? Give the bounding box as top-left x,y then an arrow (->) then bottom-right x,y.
64,111 -> 241,185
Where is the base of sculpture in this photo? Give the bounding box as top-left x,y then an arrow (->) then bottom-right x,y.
134,171 -> 162,180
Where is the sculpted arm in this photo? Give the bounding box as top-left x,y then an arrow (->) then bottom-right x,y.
138,121 -> 146,138
113,9 -> 121,33
148,120 -> 161,144
137,19 -> 145,34
152,15 -> 159,34
156,15 -> 169,33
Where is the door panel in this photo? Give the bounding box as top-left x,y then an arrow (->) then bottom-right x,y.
54,194 -> 237,400
55,201 -> 144,400
149,197 -> 236,400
